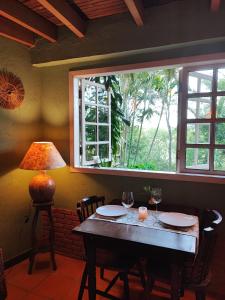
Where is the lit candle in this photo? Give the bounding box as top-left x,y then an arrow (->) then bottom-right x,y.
138,206 -> 148,221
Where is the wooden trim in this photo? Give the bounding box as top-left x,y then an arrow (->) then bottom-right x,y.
37,0 -> 86,38
211,0 -> 221,12
0,0 -> 57,42
123,0 -> 144,26
69,52 -> 225,78
70,166 -> 225,184
4,249 -> 31,269
0,16 -> 35,47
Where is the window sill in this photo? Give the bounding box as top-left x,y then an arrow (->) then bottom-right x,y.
70,166 -> 225,184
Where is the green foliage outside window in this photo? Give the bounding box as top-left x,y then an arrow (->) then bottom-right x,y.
85,67 -> 225,173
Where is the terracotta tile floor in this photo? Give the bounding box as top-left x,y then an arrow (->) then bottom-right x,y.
5,253 -> 222,300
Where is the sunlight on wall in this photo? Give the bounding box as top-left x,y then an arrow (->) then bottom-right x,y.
41,68 -> 69,126
4,98 -> 41,123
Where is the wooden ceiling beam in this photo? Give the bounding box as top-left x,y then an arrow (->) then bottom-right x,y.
36,0 -> 86,38
0,16 -> 35,47
0,0 -> 57,42
211,0 -> 221,12
123,0 -> 144,26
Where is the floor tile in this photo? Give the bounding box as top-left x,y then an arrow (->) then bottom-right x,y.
7,255 -> 53,292
32,272 -> 77,300
53,254 -> 85,281
23,293 -> 52,300
5,254 -> 223,300
6,283 -> 28,300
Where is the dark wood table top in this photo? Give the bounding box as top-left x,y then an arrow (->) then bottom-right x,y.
73,217 -> 198,255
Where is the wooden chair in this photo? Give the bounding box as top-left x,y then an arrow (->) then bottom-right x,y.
76,195 -> 137,300
144,209 -> 222,300
0,249 -> 7,300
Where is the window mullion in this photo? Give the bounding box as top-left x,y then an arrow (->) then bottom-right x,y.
108,90 -> 112,162
178,68 -> 188,172
96,86 -> 99,158
81,80 -> 86,166
209,68 -> 217,171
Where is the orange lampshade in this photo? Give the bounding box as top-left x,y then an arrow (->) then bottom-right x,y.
20,142 -> 66,170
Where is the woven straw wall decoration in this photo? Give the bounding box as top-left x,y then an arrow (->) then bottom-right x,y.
0,69 -> 25,109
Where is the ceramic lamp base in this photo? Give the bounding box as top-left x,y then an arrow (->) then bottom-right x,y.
29,171 -> 55,206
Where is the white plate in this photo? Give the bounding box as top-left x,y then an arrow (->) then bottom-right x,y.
158,212 -> 197,227
96,205 -> 127,217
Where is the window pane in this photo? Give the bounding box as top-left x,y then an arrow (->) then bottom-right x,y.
85,125 -> 97,142
186,123 -> 210,144
84,85 -> 97,103
86,145 -> 97,161
215,123 -> 225,144
99,126 -> 109,141
99,144 -> 109,159
217,68 -> 225,91
186,148 -> 209,170
216,96 -> 225,118
214,149 -> 225,171
98,88 -> 108,105
188,70 -> 213,93
85,105 -> 97,122
187,97 -> 211,119
98,107 -> 108,123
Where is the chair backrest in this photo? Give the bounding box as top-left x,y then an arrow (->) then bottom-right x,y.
0,249 -> 7,300
184,209 -> 222,285
77,195 -> 105,223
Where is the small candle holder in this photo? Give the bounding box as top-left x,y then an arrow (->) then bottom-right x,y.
138,206 -> 148,221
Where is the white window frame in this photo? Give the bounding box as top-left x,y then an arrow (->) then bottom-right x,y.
69,52 -> 225,184
81,79 -> 111,166
179,63 -> 225,175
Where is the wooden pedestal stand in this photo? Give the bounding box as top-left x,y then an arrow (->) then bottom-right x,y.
28,203 -> 57,275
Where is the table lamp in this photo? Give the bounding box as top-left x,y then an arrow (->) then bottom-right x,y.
20,142 -> 66,206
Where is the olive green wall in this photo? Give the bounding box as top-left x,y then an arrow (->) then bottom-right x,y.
0,36 -> 42,260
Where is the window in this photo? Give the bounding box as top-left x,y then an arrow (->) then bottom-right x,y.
81,80 -> 111,165
179,65 -> 225,175
71,62 -> 225,179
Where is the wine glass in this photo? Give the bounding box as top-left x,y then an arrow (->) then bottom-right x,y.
149,188 -> 162,216
121,192 -> 134,208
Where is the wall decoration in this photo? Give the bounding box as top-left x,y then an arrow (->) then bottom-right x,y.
0,69 -> 25,109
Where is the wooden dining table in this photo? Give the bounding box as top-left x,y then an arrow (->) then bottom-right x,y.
73,209 -> 199,300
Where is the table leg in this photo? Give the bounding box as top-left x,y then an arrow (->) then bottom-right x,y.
85,237 -> 96,300
170,258 -> 182,300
